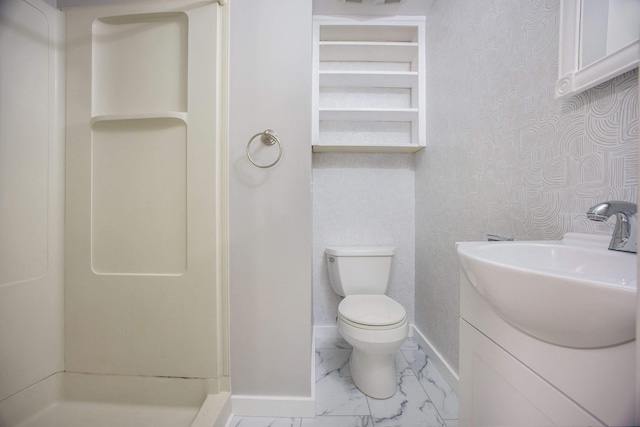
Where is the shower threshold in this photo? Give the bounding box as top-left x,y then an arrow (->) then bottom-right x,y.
0,372 -> 231,427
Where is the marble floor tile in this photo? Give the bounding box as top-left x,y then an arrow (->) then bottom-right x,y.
301,415 -> 373,426
230,416 -> 301,427
402,350 -> 459,420
316,347 -> 411,378
367,375 -> 445,427
400,337 -> 420,352
394,351 -> 413,377
230,339 -> 458,427
315,359 -> 370,416
316,338 -> 352,349
316,348 -> 352,379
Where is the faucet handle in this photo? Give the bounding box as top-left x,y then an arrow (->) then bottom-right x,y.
587,201 -> 637,221
586,201 -> 637,253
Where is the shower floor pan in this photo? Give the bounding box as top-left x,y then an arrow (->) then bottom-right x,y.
0,372 -> 231,427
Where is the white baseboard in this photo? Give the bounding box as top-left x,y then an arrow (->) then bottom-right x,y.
410,324 -> 459,394
230,394 -> 315,418
314,325 -> 342,340
312,324 -> 459,394
230,331 -> 316,419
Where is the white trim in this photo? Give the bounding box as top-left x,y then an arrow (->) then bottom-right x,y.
310,325 -> 317,402
229,331 -> 316,418
314,325 -> 343,340
231,395 -> 315,418
216,0 -> 231,381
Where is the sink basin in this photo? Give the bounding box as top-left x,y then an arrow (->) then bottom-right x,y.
457,233 -> 637,348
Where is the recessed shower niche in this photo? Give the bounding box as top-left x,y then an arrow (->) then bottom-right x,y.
92,13 -> 187,116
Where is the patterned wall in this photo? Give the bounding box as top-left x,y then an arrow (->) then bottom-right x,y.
415,0 -> 639,372
313,153 -> 415,327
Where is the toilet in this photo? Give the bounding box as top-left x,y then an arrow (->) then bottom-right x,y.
325,246 -> 408,399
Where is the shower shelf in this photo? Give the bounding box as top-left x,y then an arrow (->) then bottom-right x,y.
91,112 -> 188,125
312,16 -> 425,153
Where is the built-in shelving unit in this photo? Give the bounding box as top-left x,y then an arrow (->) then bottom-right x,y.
312,16 -> 426,153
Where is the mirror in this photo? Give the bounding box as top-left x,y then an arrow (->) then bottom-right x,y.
556,0 -> 640,98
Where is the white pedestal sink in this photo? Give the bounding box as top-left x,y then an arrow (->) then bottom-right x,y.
457,232 -> 636,348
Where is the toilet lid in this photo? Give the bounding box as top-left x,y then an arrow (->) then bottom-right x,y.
338,295 -> 406,327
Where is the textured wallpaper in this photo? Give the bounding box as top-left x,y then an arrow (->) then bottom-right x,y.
313,153 -> 415,327
415,0 -> 639,372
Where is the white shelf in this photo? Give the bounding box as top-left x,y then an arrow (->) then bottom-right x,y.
313,144 -> 423,153
319,108 -> 418,122
319,42 -> 418,63
319,71 -> 418,90
91,111 -> 188,125
312,16 -> 426,153
319,24 -> 418,43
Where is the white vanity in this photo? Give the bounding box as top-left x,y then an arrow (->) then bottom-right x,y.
457,233 -> 637,426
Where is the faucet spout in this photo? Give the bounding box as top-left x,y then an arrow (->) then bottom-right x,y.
586,201 -> 637,253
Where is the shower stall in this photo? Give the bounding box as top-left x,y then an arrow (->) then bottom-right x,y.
0,0 -> 230,425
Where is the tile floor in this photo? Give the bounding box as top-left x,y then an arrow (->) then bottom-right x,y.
229,337 -> 459,427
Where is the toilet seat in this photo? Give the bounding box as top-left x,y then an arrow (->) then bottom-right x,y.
338,295 -> 406,330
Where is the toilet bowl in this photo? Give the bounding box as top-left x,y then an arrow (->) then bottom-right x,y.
325,246 -> 408,399
337,294 -> 408,399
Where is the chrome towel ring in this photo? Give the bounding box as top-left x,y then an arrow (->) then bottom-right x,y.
246,129 -> 283,168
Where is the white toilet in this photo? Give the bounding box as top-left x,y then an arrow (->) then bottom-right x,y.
325,246 -> 408,399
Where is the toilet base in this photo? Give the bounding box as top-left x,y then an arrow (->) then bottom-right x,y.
337,317 -> 408,399
350,347 -> 397,399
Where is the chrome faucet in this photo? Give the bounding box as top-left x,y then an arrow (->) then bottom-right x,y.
586,201 -> 637,253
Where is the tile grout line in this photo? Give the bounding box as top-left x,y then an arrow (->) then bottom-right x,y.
400,348 -> 449,425
309,339 -> 456,426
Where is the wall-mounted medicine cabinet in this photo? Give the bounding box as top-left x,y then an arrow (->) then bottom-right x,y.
312,16 -> 426,153
556,0 -> 640,98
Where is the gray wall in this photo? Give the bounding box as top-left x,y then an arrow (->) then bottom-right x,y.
229,0 -> 313,403
313,154 -> 415,327
415,0 -> 639,372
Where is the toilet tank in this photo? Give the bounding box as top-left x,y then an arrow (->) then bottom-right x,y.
325,246 -> 394,296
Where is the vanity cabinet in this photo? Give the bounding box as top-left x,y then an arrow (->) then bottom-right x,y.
459,269 -> 636,426
312,16 -> 425,153
460,320 -> 602,426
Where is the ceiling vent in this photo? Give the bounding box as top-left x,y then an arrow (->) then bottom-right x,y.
342,0 -> 403,4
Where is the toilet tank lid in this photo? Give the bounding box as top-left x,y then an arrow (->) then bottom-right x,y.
325,246 -> 394,256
